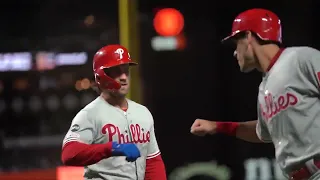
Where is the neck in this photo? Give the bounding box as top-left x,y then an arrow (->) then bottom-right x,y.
255,44 -> 280,73
101,92 -> 127,109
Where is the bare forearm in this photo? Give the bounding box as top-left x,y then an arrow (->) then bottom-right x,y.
191,119 -> 267,143
236,120 -> 263,143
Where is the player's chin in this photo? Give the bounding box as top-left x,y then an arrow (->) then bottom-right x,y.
112,92 -> 127,98
109,89 -> 128,97
240,65 -> 254,73
118,89 -> 129,96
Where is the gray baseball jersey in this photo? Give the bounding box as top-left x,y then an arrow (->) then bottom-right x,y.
62,96 -> 161,180
256,47 -> 320,177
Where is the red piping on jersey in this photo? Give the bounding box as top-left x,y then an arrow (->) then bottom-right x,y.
267,48 -> 285,72
145,154 -> 167,180
61,141 -> 112,166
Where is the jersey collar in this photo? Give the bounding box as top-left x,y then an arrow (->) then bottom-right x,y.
266,48 -> 285,72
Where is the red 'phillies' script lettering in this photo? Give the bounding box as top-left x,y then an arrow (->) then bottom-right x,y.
260,92 -> 298,121
101,124 -> 150,144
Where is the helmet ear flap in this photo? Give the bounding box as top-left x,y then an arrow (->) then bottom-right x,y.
94,67 -> 121,91
94,68 -> 104,85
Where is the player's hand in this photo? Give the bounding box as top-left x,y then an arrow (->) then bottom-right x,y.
111,142 -> 141,162
190,119 -> 217,136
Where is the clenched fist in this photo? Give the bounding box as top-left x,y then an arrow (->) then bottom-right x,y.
190,119 -> 217,136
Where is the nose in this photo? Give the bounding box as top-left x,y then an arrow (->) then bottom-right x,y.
119,72 -> 128,80
233,50 -> 237,57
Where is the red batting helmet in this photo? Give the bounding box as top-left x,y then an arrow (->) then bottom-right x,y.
93,44 -> 137,90
222,9 -> 282,43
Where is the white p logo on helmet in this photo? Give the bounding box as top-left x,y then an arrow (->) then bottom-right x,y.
115,48 -> 125,60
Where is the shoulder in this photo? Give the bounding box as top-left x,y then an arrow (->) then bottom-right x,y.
286,46 -> 320,62
128,99 -> 154,124
85,96 -> 111,111
280,47 -> 299,60
275,47 -> 320,72
290,47 -> 320,74
293,46 -> 320,54
128,99 -> 151,114
76,96 -> 104,120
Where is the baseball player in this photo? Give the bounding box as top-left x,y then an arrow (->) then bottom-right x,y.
61,45 -> 166,180
191,8 -> 320,180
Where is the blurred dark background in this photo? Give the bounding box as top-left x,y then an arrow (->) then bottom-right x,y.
0,0 -> 318,179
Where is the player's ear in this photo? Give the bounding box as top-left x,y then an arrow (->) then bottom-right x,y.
233,50 -> 237,58
245,31 -> 253,44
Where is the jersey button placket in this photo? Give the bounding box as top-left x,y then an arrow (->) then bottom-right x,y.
124,111 -> 138,180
